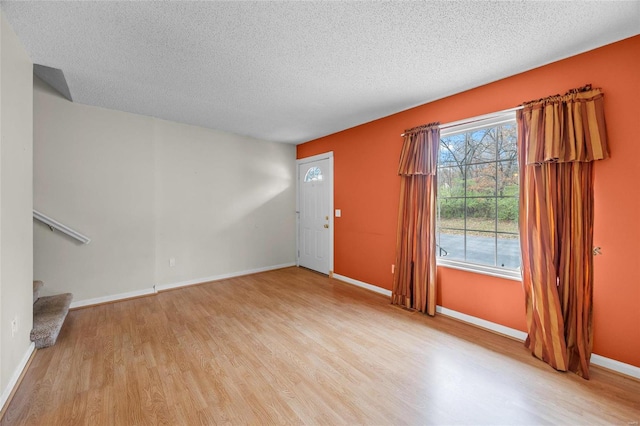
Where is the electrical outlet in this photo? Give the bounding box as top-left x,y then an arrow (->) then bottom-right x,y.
11,316 -> 18,337
169,257 -> 176,267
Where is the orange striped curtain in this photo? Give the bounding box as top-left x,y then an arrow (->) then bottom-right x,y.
392,123 -> 440,315
517,85 -> 608,379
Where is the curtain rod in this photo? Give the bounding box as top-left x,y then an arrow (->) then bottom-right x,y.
400,105 -> 524,137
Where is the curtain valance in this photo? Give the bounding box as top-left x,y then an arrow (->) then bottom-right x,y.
398,122 -> 440,176
519,85 -> 608,165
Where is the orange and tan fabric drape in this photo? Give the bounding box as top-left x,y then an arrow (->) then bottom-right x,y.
392,123 -> 440,315
517,85 -> 608,379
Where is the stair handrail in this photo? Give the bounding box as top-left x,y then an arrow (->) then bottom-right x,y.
33,209 -> 91,244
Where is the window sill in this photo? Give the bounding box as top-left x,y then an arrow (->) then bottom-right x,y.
437,259 -> 522,282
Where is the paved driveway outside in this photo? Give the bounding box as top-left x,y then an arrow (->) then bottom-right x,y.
437,233 -> 520,269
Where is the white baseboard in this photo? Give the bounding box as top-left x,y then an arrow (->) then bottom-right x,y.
0,342 -> 35,412
437,306 -> 640,379
435,305 -> 529,341
332,273 -> 392,297
70,287 -> 156,309
71,263 -> 298,308
155,262 -> 297,292
591,354 -> 640,380
333,273 -> 640,380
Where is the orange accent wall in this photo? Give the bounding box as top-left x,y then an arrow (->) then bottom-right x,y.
297,35 -> 640,368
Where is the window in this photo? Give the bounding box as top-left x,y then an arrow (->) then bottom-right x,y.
436,112 -> 520,278
304,166 -> 323,182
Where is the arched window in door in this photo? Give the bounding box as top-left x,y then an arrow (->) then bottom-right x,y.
303,166 -> 323,182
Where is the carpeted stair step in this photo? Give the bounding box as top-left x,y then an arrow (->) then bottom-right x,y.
33,280 -> 44,304
31,293 -> 73,349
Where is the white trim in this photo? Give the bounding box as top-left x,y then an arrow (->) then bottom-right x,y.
155,262 -> 296,292
437,260 -> 522,282
333,273 -> 640,380
296,152 -> 334,165
590,354 -> 640,380
0,342 -> 35,412
332,273 -> 392,297
438,306 -> 640,379
400,105 -> 524,137
70,263 -> 297,308
328,155 -> 334,274
440,109 -> 517,135
33,210 -> 90,244
70,287 -> 156,309
436,305 -> 528,340
296,151 -> 334,274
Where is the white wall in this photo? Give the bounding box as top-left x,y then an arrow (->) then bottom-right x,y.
154,119 -> 295,286
33,78 -> 156,300
34,77 -> 296,303
0,11 -> 34,401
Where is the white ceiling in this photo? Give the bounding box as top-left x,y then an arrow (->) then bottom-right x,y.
2,1 -> 639,144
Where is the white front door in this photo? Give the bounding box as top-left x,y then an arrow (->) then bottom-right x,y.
298,157 -> 332,274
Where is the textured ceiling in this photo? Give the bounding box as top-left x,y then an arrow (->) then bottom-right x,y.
2,1 -> 639,144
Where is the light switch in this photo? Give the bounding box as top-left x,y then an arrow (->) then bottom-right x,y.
335,209 -> 341,217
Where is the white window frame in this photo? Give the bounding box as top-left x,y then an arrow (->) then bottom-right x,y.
436,110 -> 522,281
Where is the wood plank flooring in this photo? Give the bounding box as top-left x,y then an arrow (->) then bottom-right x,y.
2,267 -> 639,424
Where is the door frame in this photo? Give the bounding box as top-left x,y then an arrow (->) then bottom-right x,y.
296,151 -> 334,275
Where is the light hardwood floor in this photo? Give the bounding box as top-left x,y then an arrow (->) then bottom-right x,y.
2,267 -> 639,425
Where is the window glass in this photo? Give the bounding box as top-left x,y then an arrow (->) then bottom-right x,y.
436,115 -> 520,275
304,166 -> 323,182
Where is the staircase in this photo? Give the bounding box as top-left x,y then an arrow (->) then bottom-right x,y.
31,280 -> 72,348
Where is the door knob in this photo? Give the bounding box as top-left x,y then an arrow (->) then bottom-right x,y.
324,224 -> 329,228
